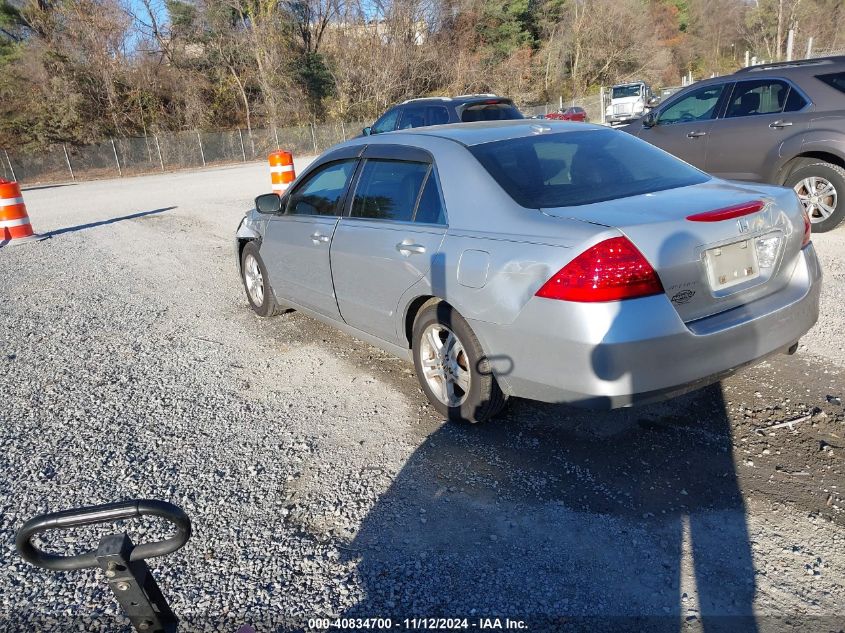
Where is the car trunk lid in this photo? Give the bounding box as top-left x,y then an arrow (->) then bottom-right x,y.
542,180 -> 805,322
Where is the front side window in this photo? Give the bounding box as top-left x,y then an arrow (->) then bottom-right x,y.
372,108 -> 400,134
469,129 -> 709,208
351,160 -> 430,222
658,84 -> 726,125
725,80 -> 790,117
287,160 -> 357,216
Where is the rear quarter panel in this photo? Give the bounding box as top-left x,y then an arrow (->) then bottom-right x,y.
394,218 -> 617,345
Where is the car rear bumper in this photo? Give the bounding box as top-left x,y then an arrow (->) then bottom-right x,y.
469,244 -> 822,408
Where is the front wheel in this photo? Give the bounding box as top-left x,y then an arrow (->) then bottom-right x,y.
241,241 -> 279,317
785,161 -> 845,233
412,301 -> 507,424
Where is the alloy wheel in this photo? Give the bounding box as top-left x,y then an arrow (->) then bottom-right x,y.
794,176 -> 838,224
243,254 -> 265,306
419,324 -> 471,407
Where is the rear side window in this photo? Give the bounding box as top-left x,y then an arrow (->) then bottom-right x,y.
427,106 -> 450,125
398,106 -> 427,130
352,160 -> 429,222
414,174 -> 446,224
469,130 -> 709,208
817,72 -> 845,94
725,80 -> 790,117
784,87 -> 809,111
461,102 -> 523,122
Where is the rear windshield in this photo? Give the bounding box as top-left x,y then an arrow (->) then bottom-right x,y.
817,72 -> 845,94
468,129 -> 709,208
461,102 -> 524,122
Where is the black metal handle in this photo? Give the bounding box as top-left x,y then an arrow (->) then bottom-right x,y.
16,499 -> 192,571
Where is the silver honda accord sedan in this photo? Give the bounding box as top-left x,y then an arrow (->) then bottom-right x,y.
235,120 -> 821,423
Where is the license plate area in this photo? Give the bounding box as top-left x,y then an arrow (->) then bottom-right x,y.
704,239 -> 759,291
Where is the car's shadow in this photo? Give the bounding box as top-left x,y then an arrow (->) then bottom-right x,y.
342,384 -> 760,632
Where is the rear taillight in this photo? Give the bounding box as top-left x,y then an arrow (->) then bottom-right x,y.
686,200 -> 765,222
801,205 -> 812,247
535,237 -> 664,302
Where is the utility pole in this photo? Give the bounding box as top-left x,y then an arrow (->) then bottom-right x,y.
786,29 -> 795,62
806,37 -> 814,58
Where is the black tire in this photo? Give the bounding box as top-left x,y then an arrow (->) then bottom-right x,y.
240,241 -> 279,317
412,300 -> 507,424
784,161 -> 845,234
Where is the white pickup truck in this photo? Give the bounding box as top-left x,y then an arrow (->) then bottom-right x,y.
606,81 -> 656,126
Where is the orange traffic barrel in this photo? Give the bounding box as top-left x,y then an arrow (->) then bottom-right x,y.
0,178 -> 37,244
269,151 -> 295,194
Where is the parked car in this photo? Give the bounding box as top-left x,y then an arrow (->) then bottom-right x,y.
626,56 -> 845,232
545,106 -> 589,122
236,120 -> 820,423
606,81 -> 657,125
362,95 -> 523,136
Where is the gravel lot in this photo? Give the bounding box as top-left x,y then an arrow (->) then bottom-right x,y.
1,162 -> 844,632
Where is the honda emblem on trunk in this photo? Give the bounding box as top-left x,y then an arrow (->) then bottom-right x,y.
737,218 -> 750,233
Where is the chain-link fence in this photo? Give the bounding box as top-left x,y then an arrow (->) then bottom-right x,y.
1,121 -> 367,185
523,93 -> 605,123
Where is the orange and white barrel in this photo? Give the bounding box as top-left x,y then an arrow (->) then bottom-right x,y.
269,151 -> 295,195
0,178 -> 37,244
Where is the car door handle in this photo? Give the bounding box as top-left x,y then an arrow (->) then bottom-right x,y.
310,232 -> 330,244
396,241 -> 426,256
769,120 -> 793,129
686,131 -> 707,138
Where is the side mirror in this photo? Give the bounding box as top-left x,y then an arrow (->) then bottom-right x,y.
642,111 -> 658,128
647,96 -> 661,108
362,126 -> 372,136
255,193 -> 283,215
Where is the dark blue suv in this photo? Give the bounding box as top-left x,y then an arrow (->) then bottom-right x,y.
362,95 -> 524,136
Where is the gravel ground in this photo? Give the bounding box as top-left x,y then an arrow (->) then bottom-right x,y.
1,163 -> 844,633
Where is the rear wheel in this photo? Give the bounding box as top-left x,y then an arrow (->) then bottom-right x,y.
241,241 -> 279,317
785,161 -> 845,233
412,301 -> 507,424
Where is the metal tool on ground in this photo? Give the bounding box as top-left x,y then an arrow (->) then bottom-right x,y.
16,499 -> 192,633
0,178 -> 37,244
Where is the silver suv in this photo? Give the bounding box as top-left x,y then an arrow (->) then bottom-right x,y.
626,56 -> 845,232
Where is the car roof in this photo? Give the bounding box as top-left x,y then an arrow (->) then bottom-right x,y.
399,95 -> 515,106
358,120 -> 607,147
670,56 -> 845,108
732,56 -> 845,76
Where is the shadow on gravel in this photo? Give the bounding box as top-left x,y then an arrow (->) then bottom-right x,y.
344,385 -> 760,632
40,206 -> 177,239
344,230 -> 764,631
